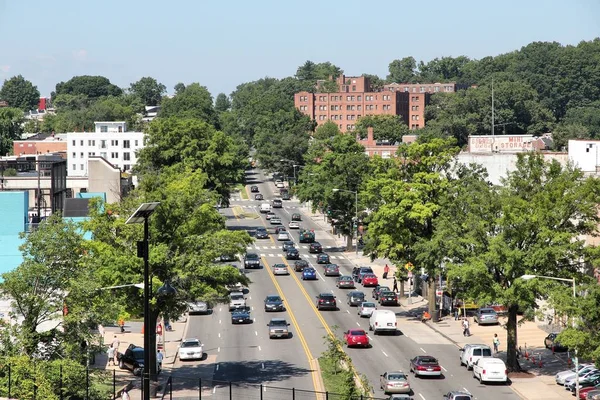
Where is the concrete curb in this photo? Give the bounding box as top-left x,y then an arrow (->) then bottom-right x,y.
421,321 -> 463,349
168,316 -> 190,365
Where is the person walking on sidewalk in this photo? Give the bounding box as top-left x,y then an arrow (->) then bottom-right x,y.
107,345 -> 115,366
111,335 -> 120,364
393,276 -> 398,292
493,333 -> 500,354
383,264 -> 390,279
462,318 -> 471,337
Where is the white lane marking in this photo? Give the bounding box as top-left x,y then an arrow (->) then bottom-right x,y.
268,253 -> 274,257
346,310 -> 350,314
258,345 -> 262,351
463,387 -> 469,393
381,350 -> 389,357
218,347 -> 221,353
218,333 -> 221,338
441,365 -> 447,372
356,322 -> 361,326
219,308 -> 222,312
367,335 -> 373,340
213,387 -> 216,394
270,246 -> 276,249
219,320 -> 222,325
420,347 -> 426,353
255,331 -> 258,336
418,394 -> 425,400
251,306 -> 254,311
330,289 -> 335,294
216,364 -> 219,371
253,318 -> 256,322
249,296 -> 252,300
262,362 -> 265,369
316,270 -> 325,280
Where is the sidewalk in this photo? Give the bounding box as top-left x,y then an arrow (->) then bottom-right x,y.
305,203 -> 575,400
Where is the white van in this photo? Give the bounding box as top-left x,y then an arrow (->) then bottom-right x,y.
259,203 -> 271,213
369,310 -> 397,335
472,358 -> 507,383
459,344 -> 492,370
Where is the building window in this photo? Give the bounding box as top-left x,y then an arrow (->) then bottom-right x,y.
100,152 -> 107,158
124,164 -> 130,170
80,152 -> 84,158
72,152 -> 76,158
88,152 -> 95,156
80,140 -> 84,146
111,140 -> 119,146
72,164 -> 76,170
123,140 -> 130,149
88,140 -> 93,146
347,124 -> 352,130
357,95 -> 362,101
100,125 -> 108,133
111,152 -> 118,159
352,85 -> 356,91
435,86 -> 440,92
72,140 -> 76,146
404,87 -> 409,92
80,164 -> 84,170
123,152 -> 130,161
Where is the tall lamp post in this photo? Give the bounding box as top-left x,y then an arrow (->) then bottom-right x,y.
332,188 -> 359,255
126,202 -> 160,400
520,274 -> 577,397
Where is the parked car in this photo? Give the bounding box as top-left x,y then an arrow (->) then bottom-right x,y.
255,227 -> 269,239
267,318 -> 290,339
442,391 -> 473,400
555,364 -> 594,385
309,242 -> 323,253
254,194 -> 264,200
361,273 -> 379,287
244,253 -> 261,269
286,248 -> 300,260
178,338 -> 204,360
187,301 -> 209,315
250,185 -> 259,192
316,293 -> 337,310
336,276 -> 355,289
291,213 -> 302,221
118,344 -> 145,375
324,264 -> 340,276
272,264 -> 289,275
317,253 -> 330,264
472,357 -> 507,383
379,291 -> 399,306
343,329 -> 370,348
544,332 -> 568,351
459,344 -> 493,370
294,259 -> 309,272
302,267 -> 317,280
346,291 -> 366,306
231,307 -> 252,324
567,373 -> 600,392
409,355 -> 442,378
264,295 -> 285,312
373,285 -> 391,300
474,308 -> 499,325
379,371 -> 411,394
358,301 -> 377,317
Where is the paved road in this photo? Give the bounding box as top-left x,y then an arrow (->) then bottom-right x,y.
177,168 -> 523,400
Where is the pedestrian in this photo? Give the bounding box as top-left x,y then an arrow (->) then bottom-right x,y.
157,349 -> 164,371
493,333 -> 500,354
118,317 -> 125,333
383,264 -> 390,279
98,324 -> 105,346
111,335 -> 120,364
107,345 -> 115,366
121,388 -> 130,400
462,318 -> 471,337
454,308 -> 459,321
393,276 -> 398,292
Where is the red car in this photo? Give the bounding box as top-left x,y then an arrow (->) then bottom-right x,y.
343,329 -> 370,348
361,274 -> 379,287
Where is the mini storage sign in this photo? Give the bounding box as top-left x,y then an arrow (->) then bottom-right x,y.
469,135 -> 535,153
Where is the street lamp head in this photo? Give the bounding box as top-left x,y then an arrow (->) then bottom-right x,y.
520,274 -> 538,280
157,280 -> 177,297
126,202 -> 160,224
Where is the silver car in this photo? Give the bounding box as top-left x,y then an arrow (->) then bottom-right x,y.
188,301 -> 209,315
380,371 -> 411,394
272,264 -> 289,275
358,301 -> 377,317
474,308 -> 499,325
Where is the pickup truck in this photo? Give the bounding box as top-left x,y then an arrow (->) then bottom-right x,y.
299,229 -> 315,243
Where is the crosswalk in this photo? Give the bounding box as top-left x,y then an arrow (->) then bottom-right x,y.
247,245 -> 344,260
248,245 -> 337,250
253,253 -> 343,260
231,203 -> 301,209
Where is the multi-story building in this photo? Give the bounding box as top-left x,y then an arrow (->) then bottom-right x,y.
13,133 -> 67,156
66,122 -> 144,177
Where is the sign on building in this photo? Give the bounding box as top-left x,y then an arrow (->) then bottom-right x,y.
469,135 -> 535,153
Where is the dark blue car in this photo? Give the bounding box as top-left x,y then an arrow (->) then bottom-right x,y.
302,267 -> 317,280
231,307 -> 252,324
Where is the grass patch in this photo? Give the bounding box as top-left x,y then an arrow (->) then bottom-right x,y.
318,356 -> 354,395
235,184 -> 249,200
232,206 -> 259,219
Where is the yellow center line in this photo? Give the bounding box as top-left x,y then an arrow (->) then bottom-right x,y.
262,257 -> 321,398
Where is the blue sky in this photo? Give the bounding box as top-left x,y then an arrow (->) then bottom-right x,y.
0,0 -> 598,98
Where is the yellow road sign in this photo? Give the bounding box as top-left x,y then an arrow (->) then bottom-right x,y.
404,262 -> 414,271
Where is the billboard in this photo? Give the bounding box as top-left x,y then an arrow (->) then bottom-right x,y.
469,135 -> 535,153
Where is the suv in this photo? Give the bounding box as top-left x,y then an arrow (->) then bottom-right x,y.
255,228 -> 269,239
118,344 -> 148,376
309,242 -> 323,253
272,199 -> 283,208
294,259 -> 309,272
316,293 -> 337,310
267,318 -> 290,339
443,392 -> 473,400
229,292 -> 246,311
244,253 -> 261,269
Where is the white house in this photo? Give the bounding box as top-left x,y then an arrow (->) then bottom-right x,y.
568,139 -> 600,174
66,122 -> 145,177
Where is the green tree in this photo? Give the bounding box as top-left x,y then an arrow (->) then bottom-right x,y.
159,83 -> 218,127
417,56 -> 471,82
174,82 -> 186,95
387,57 -> 417,83
55,75 -> 122,98
0,75 -> 40,111
296,61 -> 342,81
0,107 -> 24,155
215,92 -> 231,113
129,76 -> 166,105
354,114 -> 408,143
551,123 -> 590,151
562,101 -> 600,136
362,73 -> 384,91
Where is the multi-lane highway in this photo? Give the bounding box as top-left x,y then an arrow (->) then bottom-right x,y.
175,167 -> 522,400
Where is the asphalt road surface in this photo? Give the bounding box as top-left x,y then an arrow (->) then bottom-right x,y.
176,167 -> 521,400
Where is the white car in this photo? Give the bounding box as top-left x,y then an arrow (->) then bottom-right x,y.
265,212 -> 276,220
357,301 -> 377,317
556,364 -> 596,385
288,221 -> 300,229
472,358 -> 507,383
228,292 -> 246,311
275,180 -> 284,188
178,338 -> 204,360
270,217 -> 282,225
187,301 -> 209,315
277,232 -> 290,241
272,264 -> 289,275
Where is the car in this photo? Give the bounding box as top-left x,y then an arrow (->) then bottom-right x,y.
282,241 -> 295,251
344,329 -> 370,348
260,203 -> 272,213
288,221 -> 301,229
267,318 -> 290,339
286,248 -> 301,260
352,267 -> 361,281
544,332 -> 568,352
275,180 -> 284,189
555,364 -> 595,385
250,185 -> 259,192
579,384 -> 600,398
178,338 -> 204,360
282,192 -> 291,200
373,285 -> 391,300
474,308 -> 499,325
361,273 -> 379,287
358,301 -> 377,317
277,232 -> 290,241
264,295 -> 285,312
369,310 -> 397,335
379,291 -> 399,306
409,355 -> 442,377
254,194 -> 264,201
255,227 -> 269,239
272,199 -> 283,208
117,344 -> 146,375
346,291 -> 366,306
324,264 -> 340,276
187,301 -> 209,315
270,217 -> 282,225
275,226 -> 287,234
291,213 -> 302,221
309,242 -> 323,253
316,293 -> 337,310
225,280 -> 245,293
244,253 -> 261,269
567,372 -> 600,392
299,229 -> 315,243
336,275 -> 355,289
231,307 -> 252,324
272,263 -> 289,275
459,344 -> 492,369
442,391 -> 473,400
228,291 -> 246,311
386,396 -> 413,400
279,188 -> 289,195
294,259 -> 309,272
218,254 -> 237,262
317,253 -> 330,264
357,266 -> 374,283
265,211 -> 276,220
379,371 -> 411,394
302,267 -> 317,280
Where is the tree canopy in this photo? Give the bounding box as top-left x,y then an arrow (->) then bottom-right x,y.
354,114 -> 408,143
55,75 -> 122,98
129,76 -> 166,105
0,75 -> 40,111
0,107 -> 24,155
159,83 -> 218,127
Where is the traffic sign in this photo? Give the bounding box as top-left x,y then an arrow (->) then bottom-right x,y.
404,262 -> 414,272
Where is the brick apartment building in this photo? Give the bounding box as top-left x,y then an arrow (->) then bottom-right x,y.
294,76 -> 464,132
